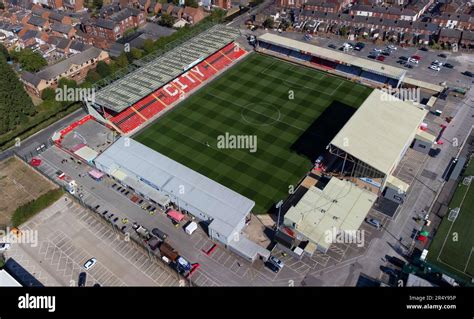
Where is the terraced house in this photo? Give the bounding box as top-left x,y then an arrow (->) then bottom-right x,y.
20,47 -> 109,96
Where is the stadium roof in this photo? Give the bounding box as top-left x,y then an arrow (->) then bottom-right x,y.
258,33 -> 406,80
94,137 -> 254,237
284,178 -> 377,252
330,89 -> 427,175
94,25 -> 241,113
403,76 -> 445,93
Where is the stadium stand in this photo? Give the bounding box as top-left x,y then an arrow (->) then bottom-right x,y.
89,26 -> 247,134
335,64 -> 363,77
360,71 -> 389,84
310,56 -> 337,70
107,41 -> 247,133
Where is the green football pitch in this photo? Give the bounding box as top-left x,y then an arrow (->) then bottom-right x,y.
135,53 -> 372,213
427,158 -> 474,285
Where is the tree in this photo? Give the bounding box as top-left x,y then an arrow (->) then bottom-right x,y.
159,13 -> 176,28
86,70 -> 101,83
11,49 -> 47,72
130,48 -> 143,60
143,39 -> 154,54
185,0 -> 199,8
115,53 -> 129,69
96,60 -> 111,78
0,44 -> 9,61
41,88 -> 56,101
0,57 -> 35,134
92,0 -> 103,10
263,18 -> 274,29
339,26 -> 348,37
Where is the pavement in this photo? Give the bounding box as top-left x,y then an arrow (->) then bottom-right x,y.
4,196 -> 180,287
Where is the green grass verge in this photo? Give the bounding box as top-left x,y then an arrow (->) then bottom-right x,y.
135,53 -> 372,213
426,159 -> 474,284
11,188 -> 64,227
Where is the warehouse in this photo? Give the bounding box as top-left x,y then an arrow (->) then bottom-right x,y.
94,137 -> 270,261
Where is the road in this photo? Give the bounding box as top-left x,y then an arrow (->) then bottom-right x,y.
0,105 -> 86,162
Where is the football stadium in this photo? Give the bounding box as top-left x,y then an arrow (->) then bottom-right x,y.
84,25 -> 434,259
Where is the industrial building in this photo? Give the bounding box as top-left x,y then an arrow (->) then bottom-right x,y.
94,137 -> 270,262
284,178 -> 377,255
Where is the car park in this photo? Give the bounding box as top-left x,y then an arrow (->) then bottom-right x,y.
265,261 -> 280,273
78,272 -> 87,287
365,218 -> 382,229
84,258 -> 97,270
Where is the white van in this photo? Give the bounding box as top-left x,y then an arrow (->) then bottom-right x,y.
185,221 -> 198,235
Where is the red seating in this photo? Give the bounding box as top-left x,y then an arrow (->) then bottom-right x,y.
107,42 -> 248,134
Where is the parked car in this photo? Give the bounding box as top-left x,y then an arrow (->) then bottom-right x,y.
419,47 -> 428,51
265,261 -> 280,273
411,55 -> 421,60
381,50 -> 391,56
0,243 -> 11,251
408,58 -> 418,64
365,218 -> 382,229
387,44 -> 397,50
269,256 -> 285,269
376,55 -> 385,61
463,71 -> 474,78
380,266 -> 399,277
399,56 -> 408,61
373,48 -> 382,52
328,44 -> 337,49
152,228 -> 168,240
387,256 -> 406,268
429,65 -> 441,71
78,272 -> 87,287
405,64 -> 413,69
438,53 -> 447,58
84,258 -> 97,270
354,42 -> 365,51
444,63 -> 454,69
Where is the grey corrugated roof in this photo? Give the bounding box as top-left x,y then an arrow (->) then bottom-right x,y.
94,137 -> 254,238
